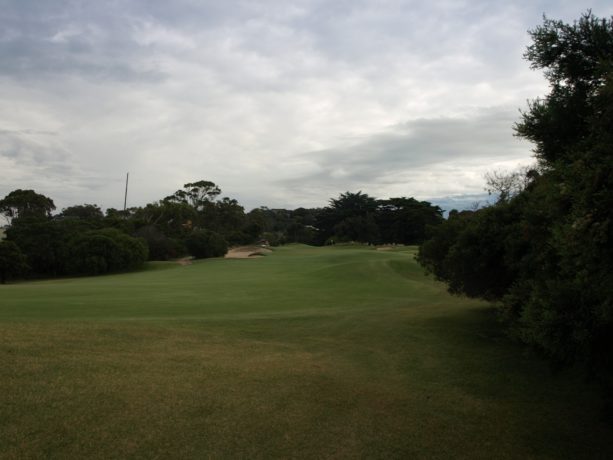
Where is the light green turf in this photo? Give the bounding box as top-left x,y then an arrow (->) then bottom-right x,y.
1,245 -> 611,459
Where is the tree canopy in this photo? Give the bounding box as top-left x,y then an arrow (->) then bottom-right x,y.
0,189 -> 55,223
418,11 -> 613,395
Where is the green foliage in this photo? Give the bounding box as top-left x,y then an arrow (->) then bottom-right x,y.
133,201 -> 197,240
135,225 -> 186,261
316,192 -> 443,245
0,240 -> 28,283
164,180 -> 221,211
59,204 -> 104,221
67,228 -> 148,275
377,197 -> 444,244
418,12 -> 613,391
185,229 -> 228,259
6,218 -> 66,276
0,189 -> 55,222
333,214 -> 379,243
208,197 -> 246,235
516,11 -> 613,165
6,215 -> 148,277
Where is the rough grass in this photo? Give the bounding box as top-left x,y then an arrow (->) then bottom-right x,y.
1,245 -> 611,459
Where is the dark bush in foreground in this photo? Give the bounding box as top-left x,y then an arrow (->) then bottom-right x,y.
185,229 -> 228,259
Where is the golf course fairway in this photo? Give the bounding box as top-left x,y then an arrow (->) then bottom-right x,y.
1,245 -> 611,458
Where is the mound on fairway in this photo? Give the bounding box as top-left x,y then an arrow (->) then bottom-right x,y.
0,245 -> 611,459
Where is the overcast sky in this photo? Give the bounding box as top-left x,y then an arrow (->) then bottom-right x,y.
1,1 -> 611,213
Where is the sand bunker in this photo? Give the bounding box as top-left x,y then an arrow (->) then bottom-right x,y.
176,257 -> 193,265
225,246 -> 272,259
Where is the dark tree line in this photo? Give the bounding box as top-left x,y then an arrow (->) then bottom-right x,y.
0,180 -> 443,282
418,12 -> 613,398
314,192 -> 443,245
0,196 -> 149,280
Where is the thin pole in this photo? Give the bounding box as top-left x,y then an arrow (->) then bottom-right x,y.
123,172 -> 129,212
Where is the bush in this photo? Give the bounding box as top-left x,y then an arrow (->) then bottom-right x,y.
136,225 -> 186,261
67,228 -> 148,275
185,229 -> 228,259
0,240 -> 29,283
6,218 -> 65,276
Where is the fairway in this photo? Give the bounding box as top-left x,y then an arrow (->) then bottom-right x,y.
1,245 -> 611,458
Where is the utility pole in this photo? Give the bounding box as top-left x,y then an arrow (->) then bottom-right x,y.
123,172 -> 129,212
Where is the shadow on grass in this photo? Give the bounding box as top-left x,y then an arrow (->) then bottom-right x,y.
419,303 -> 613,458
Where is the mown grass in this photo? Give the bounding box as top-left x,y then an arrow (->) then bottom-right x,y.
1,245 -> 611,459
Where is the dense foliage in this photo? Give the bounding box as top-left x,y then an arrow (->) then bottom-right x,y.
5,218 -> 148,277
66,228 -> 149,276
185,229 -> 228,259
0,179 -> 442,280
0,189 -> 55,222
418,12 -> 613,393
0,240 -> 28,284
315,192 -> 443,245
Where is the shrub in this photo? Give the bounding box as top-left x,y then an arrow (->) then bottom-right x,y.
0,240 -> 29,283
67,228 -> 148,275
136,225 -> 186,261
185,229 -> 228,259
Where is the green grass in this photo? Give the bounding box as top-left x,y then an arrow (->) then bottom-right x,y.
1,245 -> 611,459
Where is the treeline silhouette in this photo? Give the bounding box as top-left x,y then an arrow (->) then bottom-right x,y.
0,183 -> 443,281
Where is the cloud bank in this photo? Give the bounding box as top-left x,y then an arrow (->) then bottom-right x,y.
1,0 -> 611,211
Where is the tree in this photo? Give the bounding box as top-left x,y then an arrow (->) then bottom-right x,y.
483,166 -> 538,203
135,225 -> 186,261
317,191 -> 379,243
6,218 -> 65,276
330,191 -> 378,218
134,201 -> 197,239
0,241 -> 28,283
185,229 -> 228,259
0,189 -> 55,223
377,197 -> 444,244
59,204 -> 104,221
164,180 -> 221,211
515,11 -> 613,165
66,228 -> 148,275
418,12 -> 613,394
508,12 -> 613,370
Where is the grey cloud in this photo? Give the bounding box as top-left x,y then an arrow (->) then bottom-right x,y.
0,130 -> 111,207
1,0 -> 611,213
278,108 -> 529,191
0,131 -> 70,166
0,129 -> 57,136
0,1 -> 168,81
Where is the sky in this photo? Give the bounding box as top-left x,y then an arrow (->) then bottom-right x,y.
1,0 -> 612,213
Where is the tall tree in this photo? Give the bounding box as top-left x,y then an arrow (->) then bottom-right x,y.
317,191 -> 379,243
377,197 -> 444,244
164,181 -> 221,211
0,189 -> 55,223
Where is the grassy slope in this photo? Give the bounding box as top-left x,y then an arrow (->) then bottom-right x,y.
0,245 -> 610,459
